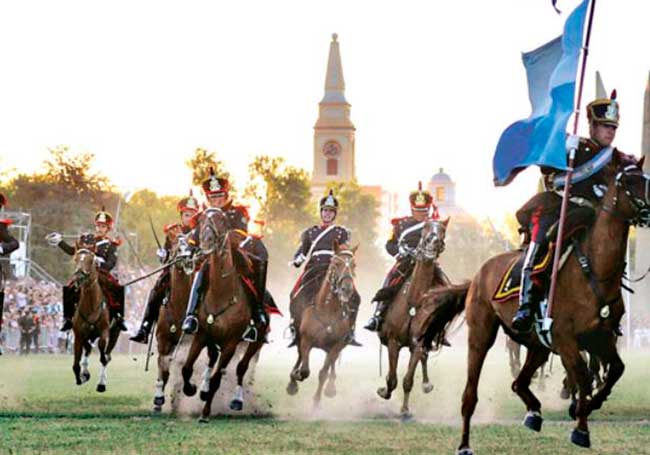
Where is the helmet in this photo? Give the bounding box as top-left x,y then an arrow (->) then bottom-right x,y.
94,207 -> 113,228
201,167 -> 229,196
409,182 -> 433,212
319,189 -> 339,211
587,89 -> 619,127
177,190 -> 200,213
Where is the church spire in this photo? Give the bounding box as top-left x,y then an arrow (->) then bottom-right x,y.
321,33 -> 348,104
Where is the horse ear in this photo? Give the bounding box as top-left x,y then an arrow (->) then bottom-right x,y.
441,217 -> 450,228
639,156 -> 646,170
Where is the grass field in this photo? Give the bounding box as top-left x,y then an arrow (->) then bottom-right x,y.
1,338 -> 649,455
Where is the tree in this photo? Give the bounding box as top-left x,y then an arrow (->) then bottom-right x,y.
185,147 -> 231,188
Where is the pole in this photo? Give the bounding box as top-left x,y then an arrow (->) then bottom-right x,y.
545,0 -> 597,322
145,322 -> 156,372
625,243 -> 631,349
378,343 -> 383,377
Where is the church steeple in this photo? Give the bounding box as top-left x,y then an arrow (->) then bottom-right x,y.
321,33 -> 348,104
312,33 -> 356,189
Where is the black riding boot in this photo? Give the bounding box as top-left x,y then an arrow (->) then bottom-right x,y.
130,288 -> 163,344
512,242 -> 541,333
111,287 -> 128,332
346,304 -> 362,346
60,285 -> 78,331
364,301 -> 389,332
182,266 -> 206,334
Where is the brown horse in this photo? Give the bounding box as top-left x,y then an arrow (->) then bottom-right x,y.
71,248 -> 120,392
420,155 -> 650,453
376,218 -> 449,418
152,232 -> 194,412
286,243 -> 359,407
181,208 -> 266,422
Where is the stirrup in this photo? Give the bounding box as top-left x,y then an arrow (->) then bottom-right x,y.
182,315 -> 199,334
60,319 -> 73,332
363,316 -> 381,332
129,328 -> 149,344
242,320 -> 258,343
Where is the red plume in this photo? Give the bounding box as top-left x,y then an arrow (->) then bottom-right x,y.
610,89 -> 617,100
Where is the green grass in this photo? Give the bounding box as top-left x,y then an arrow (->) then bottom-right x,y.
1,344 -> 649,454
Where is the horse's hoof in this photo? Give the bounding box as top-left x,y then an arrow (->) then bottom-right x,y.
199,390 -> 209,402
197,416 -> 209,424
152,404 -> 162,413
324,385 -> 336,398
523,411 -> 543,432
422,382 -> 434,394
560,387 -> 570,400
457,448 -> 474,455
76,379 -> 82,386
286,381 -> 299,396
570,428 -> 590,448
153,396 -> 165,407
229,399 -> 243,411
376,387 -> 391,400
184,383 -> 197,397
568,400 -> 577,420
399,411 -> 413,423
82,372 -> 91,383
96,384 -> 106,393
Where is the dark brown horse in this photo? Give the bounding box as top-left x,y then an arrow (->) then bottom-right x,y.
152,232 -> 194,412
421,156 -> 650,453
286,243 -> 359,407
376,218 -> 449,418
181,209 -> 266,422
71,247 -> 120,392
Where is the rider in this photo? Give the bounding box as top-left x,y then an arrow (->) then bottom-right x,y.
181,169 -> 272,338
290,189 -> 361,347
512,90 -> 629,332
0,194 -> 19,355
48,208 -> 127,332
364,182 -> 440,332
130,192 -> 200,344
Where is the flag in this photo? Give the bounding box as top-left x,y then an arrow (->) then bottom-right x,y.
492,0 -> 589,186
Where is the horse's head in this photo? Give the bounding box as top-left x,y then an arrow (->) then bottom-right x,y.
328,242 -> 358,303
73,247 -> 96,286
199,208 -> 230,256
171,233 -> 195,275
607,156 -> 650,227
417,218 -> 449,261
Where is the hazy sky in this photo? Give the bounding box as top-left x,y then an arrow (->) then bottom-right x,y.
0,0 -> 648,220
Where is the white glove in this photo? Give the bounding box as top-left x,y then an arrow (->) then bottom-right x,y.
566,134 -> 580,152
0,245 -> 4,255
46,232 -> 63,247
398,244 -> 410,257
94,256 -> 105,266
156,248 -> 167,261
292,254 -> 305,268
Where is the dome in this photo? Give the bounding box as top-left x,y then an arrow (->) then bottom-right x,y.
430,167 -> 453,184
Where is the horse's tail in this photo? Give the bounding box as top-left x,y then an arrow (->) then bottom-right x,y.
419,281 -> 471,350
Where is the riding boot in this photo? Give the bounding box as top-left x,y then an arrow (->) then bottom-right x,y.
346,306 -> 362,346
512,242 -> 541,333
112,286 -> 128,332
364,301 -> 389,332
60,285 -> 78,331
130,287 -> 163,344
242,261 -> 269,342
182,266 -> 205,334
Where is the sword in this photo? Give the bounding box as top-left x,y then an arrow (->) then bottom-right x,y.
122,258 -> 182,287
148,214 -> 162,250
145,322 -> 156,372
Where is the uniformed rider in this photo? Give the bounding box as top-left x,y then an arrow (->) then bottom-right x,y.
0,194 -> 20,355
289,190 -> 361,347
364,182 -> 439,332
130,192 -> 199,344
48,208 -> 127,332
512,90 -> 630,332
181,169 -> 272,340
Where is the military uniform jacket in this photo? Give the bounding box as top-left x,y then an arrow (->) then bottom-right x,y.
0,221 -> 19,280
293,224 -> 350,271
188,202 -> 250,248
58,234 -> 118,273
386,216 -> 434,257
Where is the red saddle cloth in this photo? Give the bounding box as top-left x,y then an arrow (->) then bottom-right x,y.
492,245 -> 554,304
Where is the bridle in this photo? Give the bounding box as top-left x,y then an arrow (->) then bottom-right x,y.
327,249 -> 356,304
73,248 -> 96,287
200,209 -> 230,258
602,164 -> 650,227
411,220 -> 446,261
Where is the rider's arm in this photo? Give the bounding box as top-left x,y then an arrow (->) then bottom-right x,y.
385,221 -> 400,257
57,239 -> 76,256
292,228 -> 311,266
99,242 -> 118,272
0,223 -> 19,256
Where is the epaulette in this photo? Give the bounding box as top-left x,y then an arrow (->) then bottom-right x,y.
0,219 -> 13,226
391,216 -> 406,226
189,211 -> 202,229
163,222 -> 181,234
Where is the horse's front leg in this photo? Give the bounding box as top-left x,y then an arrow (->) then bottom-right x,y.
400,344 -> 424,419
420,351 -> 433,394
200,340 -> 238,422
199,342 -> 220,402
377,339 -> 399,400
96,330 -> 109,393
229,337 -> 264,411
72,335 -> 83,385
181,334 -> 206,397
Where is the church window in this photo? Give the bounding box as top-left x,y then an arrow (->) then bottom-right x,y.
435,186 -> 445,202
327,158 -> 338,176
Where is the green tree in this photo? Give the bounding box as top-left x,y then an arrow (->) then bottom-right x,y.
185,147 -> 231,188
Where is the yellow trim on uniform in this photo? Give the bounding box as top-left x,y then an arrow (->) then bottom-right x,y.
493,245 -> 553,302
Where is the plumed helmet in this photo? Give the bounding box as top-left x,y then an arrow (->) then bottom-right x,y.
177,189 -> 200,213
201,167 -> 229,196
94,206 -> 114,228
587,89 -> 619,127
319,189 -> 339,211
409,181 -> 433,212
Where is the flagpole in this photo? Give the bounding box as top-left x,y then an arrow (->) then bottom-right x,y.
545,0 -> 597,323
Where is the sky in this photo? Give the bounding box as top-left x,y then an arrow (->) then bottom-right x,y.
0,0 -> 648,221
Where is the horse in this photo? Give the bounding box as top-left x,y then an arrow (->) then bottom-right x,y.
506,337 -> 548,390
152,233 -> 195,412
180,208 -> 267,422
420,155 -> 650,453
376,218 -> 449,419
70,247 -> 121,392
286,242 -> 359,407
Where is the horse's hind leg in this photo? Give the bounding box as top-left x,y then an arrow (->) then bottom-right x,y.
229,339 -> 264,412
96,332 -> 109,393
287,347 -> 303,396
72,336 -> 83,385
314,344 -> 343,408
512,345 -> 550,431
420,351 -> 433,394
199,342 -> 220,402
200,340 -> 238,422
588,335 -> 624,413
181,334 -> 206,397
377,339 -> 399,400
400,345 -> 424,419
457,297 -> 498,454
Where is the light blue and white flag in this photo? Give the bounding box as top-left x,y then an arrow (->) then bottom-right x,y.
493,0 -> 589,186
